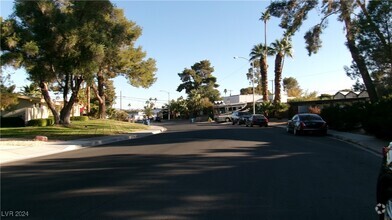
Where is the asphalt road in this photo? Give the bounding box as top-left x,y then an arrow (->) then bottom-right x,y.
1,121 -> 382,220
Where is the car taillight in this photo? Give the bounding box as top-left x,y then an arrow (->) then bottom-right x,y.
300,122 -> 306,129
265,118 -> 269,123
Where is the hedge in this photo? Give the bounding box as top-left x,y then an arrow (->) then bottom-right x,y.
320,97 -> 392,139
27,119 -> 48,127
0,117 -> 25,127
70,116 -> 89,121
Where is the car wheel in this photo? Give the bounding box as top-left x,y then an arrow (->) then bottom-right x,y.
286,126 -> 290,133
294,128 -> 300,136
250,124 -> 253,127
225,118 -> 231,122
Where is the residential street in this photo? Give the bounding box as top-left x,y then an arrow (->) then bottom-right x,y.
1,121 -> 382,220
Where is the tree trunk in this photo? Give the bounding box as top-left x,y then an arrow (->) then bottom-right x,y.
274,54 -> 283,104
39,81 -> 60,124
86,86 -> 90,114
261,56 -> 268,102
60,76 -> 83,125
92,71 -> 106,119
340,0 -> 378,103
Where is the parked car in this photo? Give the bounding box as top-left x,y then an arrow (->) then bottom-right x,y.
377,142 -> 392,220
287,113 -> 328,135
231,111 -> 251,125
238,114 -> 252,125
245,114 -> 269,127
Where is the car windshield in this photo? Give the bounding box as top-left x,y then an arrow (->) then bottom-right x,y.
238,112 -> 251,116
299,114 -> 322,121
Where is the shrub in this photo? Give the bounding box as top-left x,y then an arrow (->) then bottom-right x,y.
70,116 -> 89,121
363,98 -> 392,139
321,102 -> 369,131
0,117 -> 25,127
46,118 -> 54,126
27,119 -> 47,127
110,110 -> 129,121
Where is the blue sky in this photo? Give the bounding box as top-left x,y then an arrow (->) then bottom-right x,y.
1,1 -> 355,109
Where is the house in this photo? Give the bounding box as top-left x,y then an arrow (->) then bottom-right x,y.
333,90 -> 369,99
1,96 -> 82,123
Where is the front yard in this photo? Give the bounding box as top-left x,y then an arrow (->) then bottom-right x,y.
0,119 -> 148,141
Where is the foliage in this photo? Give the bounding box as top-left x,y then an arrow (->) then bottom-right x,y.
27,119 -> 48,127
0,117 -> 25,127
321,97 -> 392,139
267,0 -> 381,103
177,60 -> 220,116
345,0 -> 392,98
89,7 -> 157,119
1,0 -> 156,124
168,96 -> 189,119
70,116 -> 89,121
289,90 -> 318,102
256,102 -> 288,118
240,87 -> 262,95
177,60 -> 220,102
20,83 -> 41,97
362,97 -> 392,139
270,38 -> 293,103
144,98 -> 157,118
283,77 -> 302,97
249,43 -> 274,101
110,110 -> 129,122
0,73 -> 18,111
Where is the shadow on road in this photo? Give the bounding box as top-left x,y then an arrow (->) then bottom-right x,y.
1,125 -> 379,220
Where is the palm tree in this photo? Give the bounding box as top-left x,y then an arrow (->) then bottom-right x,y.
270,38 -> 293,103
250,44 -> 273,102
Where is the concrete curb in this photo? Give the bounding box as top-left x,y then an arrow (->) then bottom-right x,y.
0,126 -> 167,165
268,123 -> 384,157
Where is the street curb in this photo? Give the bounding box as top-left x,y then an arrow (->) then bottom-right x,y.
328,133 -> 382,156
269,123 -> 383,156
0,126 -> 167,165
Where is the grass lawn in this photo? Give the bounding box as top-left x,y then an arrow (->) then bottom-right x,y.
0,119 -> 148,141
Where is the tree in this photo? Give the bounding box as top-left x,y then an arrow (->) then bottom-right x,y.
270,38 -> 293,103
259,9 -> 271,101
1,1 -> 115,124
90,8 -> 157,119
283,77 -> 302,97
144,97 -> 157,118
177,60 -> 220,104
21,83 -> 41,98
169,96 -> 189,119
346,0 -> 392,97
267,0 -> 381,103
0,73 -> 18,111
249,43 -> 273,101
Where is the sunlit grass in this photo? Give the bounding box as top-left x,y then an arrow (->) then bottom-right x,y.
0,119 -> 148,141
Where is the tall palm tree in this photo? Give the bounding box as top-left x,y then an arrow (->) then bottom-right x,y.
250,43 -> 273,102
270,38 -> 293,103
260,10 -> 271,96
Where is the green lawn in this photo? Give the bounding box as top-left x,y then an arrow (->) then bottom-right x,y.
0,119 -> 148,141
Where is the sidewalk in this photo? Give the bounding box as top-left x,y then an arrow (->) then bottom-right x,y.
269,121 -> 389,156
0,125 -> 166,165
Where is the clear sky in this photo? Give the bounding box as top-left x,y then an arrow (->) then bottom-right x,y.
1,0 -> 355,109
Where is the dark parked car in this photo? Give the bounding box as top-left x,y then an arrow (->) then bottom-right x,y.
245,114 -> 268,127
376,142 -> 392,220
287,113 -> 328,135
231,111 -> 251,125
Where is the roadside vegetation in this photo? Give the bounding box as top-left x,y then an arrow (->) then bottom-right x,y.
0,119 -> 147,141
